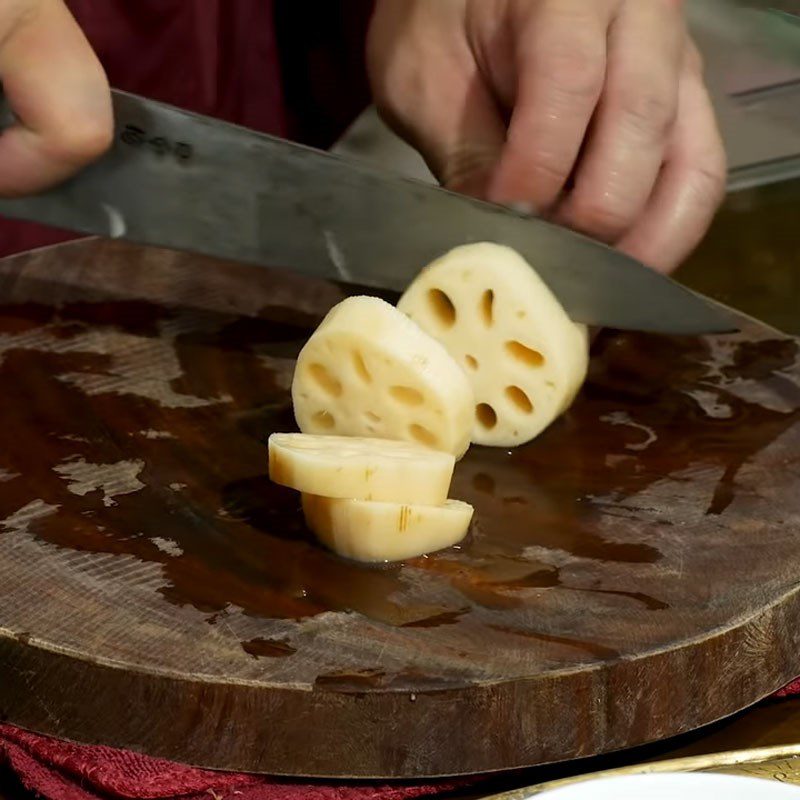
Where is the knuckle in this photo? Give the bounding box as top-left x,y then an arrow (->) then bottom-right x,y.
504,146 -> 573,196
571,197 -> 633,240
491,139 -> 575,206
6,0 -> 44,31
618,85 -> 677,139
440,145 -> 498,195
538,41 -> 605,103
689,158 -> 727,211
45,115 -> 114,166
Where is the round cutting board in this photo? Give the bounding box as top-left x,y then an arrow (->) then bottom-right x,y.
0,239 -> 799,779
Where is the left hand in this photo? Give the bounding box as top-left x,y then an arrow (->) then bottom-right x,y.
366,0 -> 727,274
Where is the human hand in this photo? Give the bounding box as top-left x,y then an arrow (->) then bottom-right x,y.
367,0 -> 727,273
0,0 -> 112,197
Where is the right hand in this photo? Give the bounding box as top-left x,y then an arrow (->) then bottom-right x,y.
0,0 -> 112,197
367,0 -> 726,275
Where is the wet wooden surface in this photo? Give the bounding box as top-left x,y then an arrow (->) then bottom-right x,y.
0,226 -> 799,779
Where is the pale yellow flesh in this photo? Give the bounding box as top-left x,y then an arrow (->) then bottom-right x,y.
268,433 -> 455,505
302,495 -> 473,563
398,243 -> 589,447
292,295 -> 474,458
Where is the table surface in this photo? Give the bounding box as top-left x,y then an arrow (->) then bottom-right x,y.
1,175 -> 799,798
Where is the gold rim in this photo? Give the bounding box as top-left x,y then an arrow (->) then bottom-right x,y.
484,744 -> 800,798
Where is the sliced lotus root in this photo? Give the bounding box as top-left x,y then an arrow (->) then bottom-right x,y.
268,433 -> 455,505
291,296 -> 474,458
397,243 -> 589,446
302,495 -> 473,563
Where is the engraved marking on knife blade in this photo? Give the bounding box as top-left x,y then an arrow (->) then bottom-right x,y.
101,204 -> 127,239
324,230 -> 352,282
119,124 -> 194,162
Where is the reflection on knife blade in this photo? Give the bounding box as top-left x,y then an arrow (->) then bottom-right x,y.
0,90 -> 734,335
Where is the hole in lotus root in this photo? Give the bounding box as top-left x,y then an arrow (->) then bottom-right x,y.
505,340 -> 544,368
506,386 -> 533,414
308,363 -> 343,397
409,424 -> 439,449
390,385 -> 425,406
480,290 -> 494,326
427,289 -> 456,328
353,351 -> 372,383
312,410 -> 336,430
476,403 -> 497,430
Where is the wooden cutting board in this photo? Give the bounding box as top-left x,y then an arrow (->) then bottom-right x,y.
0,238 -> 799,779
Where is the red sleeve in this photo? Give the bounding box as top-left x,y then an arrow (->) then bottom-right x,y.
66,0 -> 287,135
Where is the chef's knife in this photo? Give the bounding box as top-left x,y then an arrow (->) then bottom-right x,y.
0,90 -> 733,334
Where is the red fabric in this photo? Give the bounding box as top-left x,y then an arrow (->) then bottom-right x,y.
67,0 -> 286,133
0,725 -> 474,800
774,677 -> 800,698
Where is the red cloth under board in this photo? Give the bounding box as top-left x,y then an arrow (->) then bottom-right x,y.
1,678 -> 799,800
0,725 -> 475,800
774,677 -> 800,698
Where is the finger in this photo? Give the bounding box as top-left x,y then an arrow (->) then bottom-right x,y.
367,0 -> 506,198
615,46 -> 727,273
417,77 -> 508,199
487,0 -> 614,212
554,0 -> 684,242
0,0 -> 112,196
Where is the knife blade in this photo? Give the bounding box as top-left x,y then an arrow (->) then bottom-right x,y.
0,90 -> 733,334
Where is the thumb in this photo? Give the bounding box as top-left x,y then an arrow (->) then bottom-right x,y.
0,0 -> 112,197
423,78 -> 507,199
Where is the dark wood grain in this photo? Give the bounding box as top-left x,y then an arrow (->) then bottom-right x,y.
0,238 -> 799,779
